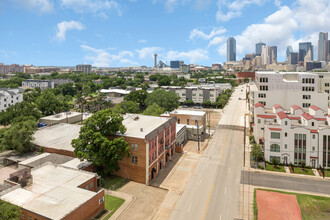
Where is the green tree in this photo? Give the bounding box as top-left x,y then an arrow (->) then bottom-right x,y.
0,200 -> 21,220
143,103 -> 165,116
0,101 -> 41,126
272,157 -> 279,168
36,89 -> 69,116
145,89 -> 179,111
124,90 -> 148,109
112,101 -> 140,114
251,144 -> 263,162
202,100 -> 212,108
183,100 -> 194,106
1,117 -> 37,155
72,109 -> 130,175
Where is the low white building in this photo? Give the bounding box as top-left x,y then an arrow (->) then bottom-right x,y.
254,103 -> 330,168
0,88 -> 23,111
22,79 -> 54,91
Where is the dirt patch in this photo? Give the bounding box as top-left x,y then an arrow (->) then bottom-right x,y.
257,190 -> 302,220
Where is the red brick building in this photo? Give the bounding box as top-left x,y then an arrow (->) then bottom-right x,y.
113,114 -> 177,184
235,71 -> 255,80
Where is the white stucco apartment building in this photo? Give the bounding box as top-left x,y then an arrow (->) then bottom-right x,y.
253,103 -> 330,168
0,88 -> 23,111
249,71 -> 328,116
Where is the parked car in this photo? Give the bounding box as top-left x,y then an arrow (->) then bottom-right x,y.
194,106 -> 202,109
182,105 -> 188,108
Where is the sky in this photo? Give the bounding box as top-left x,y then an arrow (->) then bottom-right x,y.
0,0 -> 330,67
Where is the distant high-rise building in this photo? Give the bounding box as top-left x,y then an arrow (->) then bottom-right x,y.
256,42 -> 265,56
76,64 -> 91,74
286,46 -> 293,61
288,52 -> 298,65
318,32 -> 328,61
227,37 -> 236,62
170,61 -> 184,69
328,40 -> 330,61
154,54 -> 158,68
269,46 -> 277,64
299,42 -> 313,62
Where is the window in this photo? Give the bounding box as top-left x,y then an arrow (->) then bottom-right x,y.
258,93 -> 266,98
326,83 -> 330,87
29,217 -> 32,220
285,144 -> 287,149
325,90 -> 330,93
258,119 -> 261,124
131,156 -> 138,164
270,144 -> 280,152
259,85 -> 268,91
21,214 -> 25,219
303,103 -> 311,108
303,95 -> 311,100
313,134 -> 315,139
187,119 -> 189,125
312,122 -> 315,126
90,181 -> 94,189
99,197 -> 104,204
195,120 -> 198,126
259,77 -> 268,83
285,133 -> 287,137
85,185 -> 89,190
131,144 -> 138,151
178,119 -> 180,124
259,101 -> 266,106
312,146 -> 315,151
271,132 -> 280,139
285,121 -> 288,126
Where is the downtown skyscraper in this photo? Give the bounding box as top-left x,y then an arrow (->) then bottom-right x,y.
227,37 -> 236,62
318,32 -> 328,61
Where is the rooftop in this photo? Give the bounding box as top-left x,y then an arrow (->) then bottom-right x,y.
19,153 -> 74,168
39,112 -> 82,121
120,114 -> 172,139
32,124 -> 81,152
170,110 -> 206,116
0,164 -> 98,220
100,89 -> 130,95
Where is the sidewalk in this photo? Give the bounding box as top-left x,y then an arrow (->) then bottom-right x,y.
105,190 -> 135,220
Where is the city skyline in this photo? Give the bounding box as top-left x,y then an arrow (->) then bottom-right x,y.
0,0 -> 330,67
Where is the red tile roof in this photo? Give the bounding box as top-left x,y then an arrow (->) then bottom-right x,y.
291,105 -> 302,110
310,129 -> 318,133
310,105 -> 320,111
288,116 -> 301,120
257,114 -> 276,119
255,103 -> 265,108
269,127 -> 282,131
277,112 -> 288,119
315,118 -> 326,121
273,104 -> 283,109
301,113 -> 314,120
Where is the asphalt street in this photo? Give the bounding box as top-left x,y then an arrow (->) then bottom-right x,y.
169,84 -> 248,220
241,170 -> 330,194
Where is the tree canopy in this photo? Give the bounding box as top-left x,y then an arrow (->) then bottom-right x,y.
112,101 -> 140,114
0,200 -> 21,220
124,90 -> 148,109
143,103 -> 165,116
1,117 -> 37,155
36,89 -> 69,116
145,89 -> 179,111
72,109 -> 130,175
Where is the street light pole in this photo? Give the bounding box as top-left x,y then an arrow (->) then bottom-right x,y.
197,121 -> 200,153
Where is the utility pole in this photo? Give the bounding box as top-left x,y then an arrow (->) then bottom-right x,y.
197,121 -> 200,153
244,114 -> 246,167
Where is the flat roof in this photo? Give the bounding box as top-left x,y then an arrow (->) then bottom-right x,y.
61,158 -> 92,170
19,153 -> 74,168
120,114 -> 171,139
32,124 -> 81,152
40,112 -> 82,121
100,89 -> 130,95
1,164 -> 97,220
170,110 -> 206,116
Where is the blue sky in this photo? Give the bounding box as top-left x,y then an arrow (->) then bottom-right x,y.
0,0 -> 330,67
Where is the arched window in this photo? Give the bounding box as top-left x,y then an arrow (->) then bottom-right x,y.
270,144 -> 280,152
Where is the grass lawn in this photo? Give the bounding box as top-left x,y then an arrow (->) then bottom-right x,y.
104,195 -> 125,220
103,175 -> 128,190
324,170 -> 330,177
265,163 -> 285,172
254,189 -> 330,220
293,167 -> 314,176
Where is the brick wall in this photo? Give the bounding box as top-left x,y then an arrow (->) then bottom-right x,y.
78,175 -> 98,192
39,146 -> 75,157
171,114 -> 205,127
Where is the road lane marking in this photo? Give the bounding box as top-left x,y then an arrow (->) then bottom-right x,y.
228,168 -> 231,174
187,203 -> 192,213
224,187 -> 227,194
201,185 -> 214,220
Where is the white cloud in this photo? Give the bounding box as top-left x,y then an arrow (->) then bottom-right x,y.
56,21 -> 85,41
216,0 -> 265,22
81,45 -> 138,67
208,36 -> 227,47
166,49 -> 209,63
60,0 -> 122,17
13,0 -> 54,13
218,0 -> 330,61
135,47 -> 163,59
138,39 -> 147,44
189,27 -> 227,41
